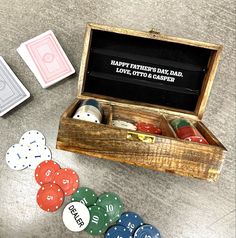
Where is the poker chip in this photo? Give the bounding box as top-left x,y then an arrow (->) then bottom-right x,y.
27,144 -> 52,169
96,192 -> 124,223
112,120 -> 137,131
19,130 -> 46,146
71,187 -> 97,207
170,118 -> 191,130
105,225 -> 132,238
53,168 -> 79,196
74,110 -> 101,123
36,183 -> 64,212
185,136 -> 208,144
136,122 -> 162,135
117,212 -> 144,234
83,99 -> 102,110
35,160 -> 60,185
73,99 -> 103,123
175,126 -> 202,139
5,144 -> 29,170
134,224 -> 161,238
171,119 -> 208,144
62,202 -> 90,232
85,205 -> 109,235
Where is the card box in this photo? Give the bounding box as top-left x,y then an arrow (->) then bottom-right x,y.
0,56 -> 30,116
56,23 -> 226,181
17,30 -> 75,88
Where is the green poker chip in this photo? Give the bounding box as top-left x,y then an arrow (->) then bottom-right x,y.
170,118 -> 191,130
96,192 -> 124,223
85,205 -> 109,235
71,187 -> 97,207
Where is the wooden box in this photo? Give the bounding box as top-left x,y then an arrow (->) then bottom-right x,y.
56,23 -> 226,182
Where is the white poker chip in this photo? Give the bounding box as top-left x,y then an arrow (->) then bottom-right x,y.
73,111 -> 101,123
73,104 -> 102,123
19,130 -> 46,146
27,144 -> 52,169
5,144 -> 29,170
63,202 -> 90,232
112,120 -> 137,131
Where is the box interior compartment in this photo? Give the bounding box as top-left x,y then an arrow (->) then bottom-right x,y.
83,29 -> 214,112
165,115 -> 224,147
66,97 -> 224,147
66,98 -> 177,138
111,105 -> 177,138
67,99 -> 113,125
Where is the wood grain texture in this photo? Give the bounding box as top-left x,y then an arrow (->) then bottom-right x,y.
57,97 -> 225,181
195,49 -> 223,118
87,23 -> 222,50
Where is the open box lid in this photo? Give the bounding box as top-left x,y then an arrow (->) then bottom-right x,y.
78,23 -> 222,120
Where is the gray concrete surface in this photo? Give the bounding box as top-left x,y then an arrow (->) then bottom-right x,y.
0,1 -> 235,238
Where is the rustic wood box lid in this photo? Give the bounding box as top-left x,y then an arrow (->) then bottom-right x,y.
78,23 -> 223,120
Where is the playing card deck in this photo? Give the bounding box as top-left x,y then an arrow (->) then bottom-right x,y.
0,56 -> 30,116
17,30 -> 75,88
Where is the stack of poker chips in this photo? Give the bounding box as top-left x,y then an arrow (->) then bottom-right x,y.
73,99 -> 103,123
112,120 -> 162,136
112,120 -> 137,131
136,122 -> 162,135
170,118 -> 208,144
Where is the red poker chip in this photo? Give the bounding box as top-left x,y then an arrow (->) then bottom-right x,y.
136,122 -> 162,135
185,136 -> 209,144
175,126 -> 201,139
35,160 -> 60,185
52,168 -> 79,196
37,183 -> 64,212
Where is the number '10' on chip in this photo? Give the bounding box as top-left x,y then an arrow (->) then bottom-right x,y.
17,30 -> 75,88
0,56 -> 30,116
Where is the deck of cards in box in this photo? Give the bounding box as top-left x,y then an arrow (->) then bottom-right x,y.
0,57 -> 30,116
17,30 -> 75,88
56,23 -> 226,182
0,31 -> 75,116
